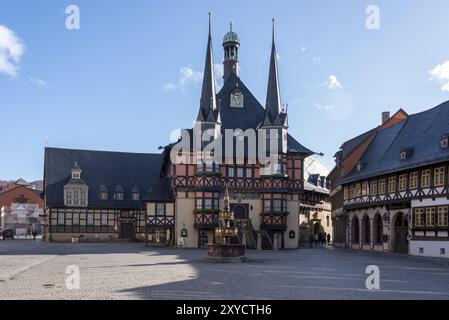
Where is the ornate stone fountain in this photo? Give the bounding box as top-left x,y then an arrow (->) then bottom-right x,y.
206,187 -> 246,262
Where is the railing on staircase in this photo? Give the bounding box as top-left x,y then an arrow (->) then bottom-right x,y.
258,230 -> 273,250
235,219 -> 257,249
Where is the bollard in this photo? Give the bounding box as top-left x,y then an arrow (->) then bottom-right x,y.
257,233 -> 262,251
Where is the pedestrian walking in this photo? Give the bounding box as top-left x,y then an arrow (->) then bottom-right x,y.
327,233 -> 331,246
314,233 -> 318,246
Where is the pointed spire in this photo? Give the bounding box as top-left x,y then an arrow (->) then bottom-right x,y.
265,17 -> 282,121
206,108 -> 216,122
261,109 -> 272,127
198,12 -> 217,120
216,99 -> 222,124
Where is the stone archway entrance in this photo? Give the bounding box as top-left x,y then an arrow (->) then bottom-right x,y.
393,212 -> 408,254
230,204 -> 249,220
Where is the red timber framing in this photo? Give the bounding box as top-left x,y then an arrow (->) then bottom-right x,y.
193,191 -> 220,229
171,151 -> 305,233
343,162 -> 449,210
171,154 -> 304,193
260,193 -> 288,231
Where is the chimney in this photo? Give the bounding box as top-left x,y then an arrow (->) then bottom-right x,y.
381,111 -> 390,124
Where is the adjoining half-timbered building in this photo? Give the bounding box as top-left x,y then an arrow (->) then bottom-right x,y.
43,15 -> 315,248
330,103 -> 449,258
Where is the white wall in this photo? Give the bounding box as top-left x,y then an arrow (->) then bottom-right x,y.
410,240 -> 449,258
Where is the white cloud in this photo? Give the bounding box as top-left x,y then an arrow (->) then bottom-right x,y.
429,61 -> 449,92
0,25 -> 25,77
303,157 -> 330,180
313,57 -> 321,63
164,64 -> 223,92
322,75 -> 344,90
214,63 -> 223,79
29,77 -> 47,87
301,46 -> 307,52
163,66 -> 203,92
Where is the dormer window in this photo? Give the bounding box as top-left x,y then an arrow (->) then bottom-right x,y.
115,192 -> 124,200
114,185 -> 125,201
441,135 -> 448,149
356,161 -> 366,172
400,150 -> 407,160
132,193 -> 140,201
400,147 -> 414,160
64,162 -> 88,207
98,184 -> 109,200
131,185 -> 140,201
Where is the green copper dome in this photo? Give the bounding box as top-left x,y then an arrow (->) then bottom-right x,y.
223,23 -> 240,44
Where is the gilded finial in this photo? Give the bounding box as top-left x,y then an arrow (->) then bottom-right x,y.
224,187 -> 230,211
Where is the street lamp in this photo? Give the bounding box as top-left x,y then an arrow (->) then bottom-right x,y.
383,212 -> 390,226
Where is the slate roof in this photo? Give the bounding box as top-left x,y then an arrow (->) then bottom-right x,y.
216,73 -> 313,155
144,177 -> 175,202
44,148 -> 173,208
304,181 -> 330,195
341,100 -> 449,183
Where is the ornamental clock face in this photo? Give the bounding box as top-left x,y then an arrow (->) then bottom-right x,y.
230,92 -> 244,108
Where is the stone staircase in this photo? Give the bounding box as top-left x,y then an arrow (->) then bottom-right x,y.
235,219 -> 257,249
235,219 -> 273,250
258,230 -> 273,250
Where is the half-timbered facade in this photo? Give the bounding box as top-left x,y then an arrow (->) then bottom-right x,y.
330,102 -> 449,258
43,16 -> 314,248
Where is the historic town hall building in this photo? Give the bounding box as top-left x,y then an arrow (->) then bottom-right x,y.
43,15 -> 317,249
330,104 -> 449,258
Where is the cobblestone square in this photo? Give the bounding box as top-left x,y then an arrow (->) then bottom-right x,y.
1,240 -> 449,300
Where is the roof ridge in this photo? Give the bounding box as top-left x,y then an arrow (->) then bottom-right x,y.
377,118 -> 409,164
45,147 -> 162,157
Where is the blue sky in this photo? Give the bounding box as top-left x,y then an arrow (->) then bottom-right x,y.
1,0 -> 449,181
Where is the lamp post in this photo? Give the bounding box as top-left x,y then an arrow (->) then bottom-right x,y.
383,212 -> 389,225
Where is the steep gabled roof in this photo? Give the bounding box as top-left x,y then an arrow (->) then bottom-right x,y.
341,100 -> 449,183
216,73 -> 313,155
44,148 -> 166,208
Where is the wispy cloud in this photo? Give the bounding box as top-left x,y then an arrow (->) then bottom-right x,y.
429,61 -> 449,92
164,64 -> 223,92
163,66 -> 203,92
29,77 -> 47,87
321,75 -> 344,90
313,57 -> 322,63
0,25 -> 25,77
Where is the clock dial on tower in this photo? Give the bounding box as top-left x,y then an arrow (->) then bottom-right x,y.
230,92 -> 244,108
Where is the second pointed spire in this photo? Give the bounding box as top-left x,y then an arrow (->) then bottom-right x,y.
198,12 -> 217,121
